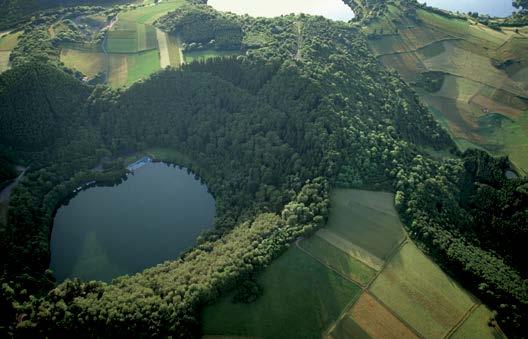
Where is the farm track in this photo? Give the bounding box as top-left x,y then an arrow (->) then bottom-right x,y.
374,36 -> 461,58
444,303 -> 480,339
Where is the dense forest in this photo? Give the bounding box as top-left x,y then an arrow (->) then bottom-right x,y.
0,0 -> 527,338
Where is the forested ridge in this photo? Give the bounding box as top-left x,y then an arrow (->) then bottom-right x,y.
0,1 -> 527,338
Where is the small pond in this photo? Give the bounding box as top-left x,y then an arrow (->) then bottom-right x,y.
419,0 -> 517,18
208,0 -> 355,21
50,162 -> 215,282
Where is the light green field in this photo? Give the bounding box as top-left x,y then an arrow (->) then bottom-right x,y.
107,49 -> 160,87
323,189 -> 405,260
60,48 -> 105,77
184,50 -> 240,63
370,241 -> 475,338
202,247 -> 362,339
0,51 -> 10,72
0,31 -> 21,51
299,234 -> 376,286
451,304 -> 505,339
167,34 -> 182,66
119,0 -> 186,25
125,49 -> 160,85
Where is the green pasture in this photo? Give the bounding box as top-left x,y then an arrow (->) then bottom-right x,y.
125,49 -> 160,85
0,31 -> 21,51
370,241 -> 475,338
202,247 -> 362,339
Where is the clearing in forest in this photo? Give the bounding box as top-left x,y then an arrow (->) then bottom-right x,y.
202,247 -> 362,339
183,50 -> 240,63
370,241 -> 475,338
60,48 -> 104,77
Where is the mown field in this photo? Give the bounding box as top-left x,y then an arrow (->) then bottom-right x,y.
202,189 -> 504,339
367,2 -> 528,173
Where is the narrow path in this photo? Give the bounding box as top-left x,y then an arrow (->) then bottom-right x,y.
294,21 -> 303,61
156,28 -> 170,68
444,303 -> 480,339
0,166 -> 28,204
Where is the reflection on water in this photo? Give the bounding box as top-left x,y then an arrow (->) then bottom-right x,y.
50,162 -> 215,282
208,0 -> 355,21
419,0 -> 516,17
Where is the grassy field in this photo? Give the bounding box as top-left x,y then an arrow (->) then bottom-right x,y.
107,49 -> 161,87
451,304 -> 505,339
323,189 -> 405,261
60,48 -> 105,77
0,31 -> 21,50
299,234 -> 376,286
370,241 -> 475,338
125,49 -> 160,85
202,247 -> 362,339
184,50 -> 240,63
0,51 -> 10,72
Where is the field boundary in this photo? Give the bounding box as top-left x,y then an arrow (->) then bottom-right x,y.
444,303 -> 480,339
295,239 -> 366,288
316,228 -> 384,270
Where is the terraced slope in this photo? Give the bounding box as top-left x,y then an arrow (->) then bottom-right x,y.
364,2 -> 528,173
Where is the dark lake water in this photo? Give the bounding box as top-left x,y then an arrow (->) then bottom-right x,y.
50,162 -> 215,282
419,0 -> 517,17
208,0 -> 354,21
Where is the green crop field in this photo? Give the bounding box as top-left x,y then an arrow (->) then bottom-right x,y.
184,50 -> 240,63
202,247 -> 362,339
60,48 -> 105,77
370,241 -> 475,338
299,234 -> 376,286
451,304 -> 506,339
125,49 -> 160,85
323,189 -> 405,260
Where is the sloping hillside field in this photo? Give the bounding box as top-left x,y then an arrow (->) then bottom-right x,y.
366,2 -> 528,173
202,189 -> 503,338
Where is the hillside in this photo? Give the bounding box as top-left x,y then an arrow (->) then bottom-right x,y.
0,1 -> 526,338
355,0 -> 528,175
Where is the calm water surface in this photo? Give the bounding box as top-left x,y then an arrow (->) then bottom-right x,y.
419,0 -> 516,17
208,0 -> 354,21
50,162 -> 215,282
